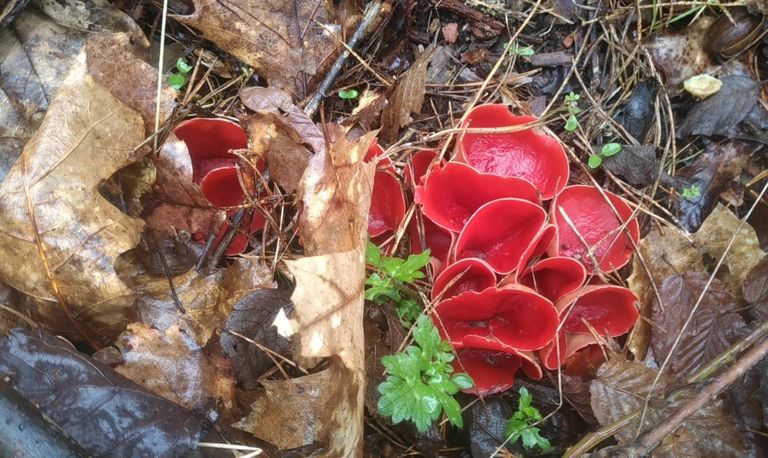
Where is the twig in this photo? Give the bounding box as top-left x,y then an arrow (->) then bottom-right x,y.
303,0 -> 382,117
209,208 -> 246,268
626,333 -> 768,455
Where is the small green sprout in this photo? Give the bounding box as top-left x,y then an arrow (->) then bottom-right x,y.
507,42 -> 536,57
564,92 -> 581,132
365,242 -> 430,327
338,89 -> 359,101
167,57 -> 193,90
588,143 -> 623,169
505,387 -> 551,452
378,315 -> 474,432
681,183 -> 702,201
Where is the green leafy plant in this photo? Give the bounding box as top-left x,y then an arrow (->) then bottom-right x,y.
167,57 -> 193,90
681,183 -> 702,201
564,92 -> 581,132
587,142 -> 622,169
507,42 -> 535,57
365,242 -> 430,326
505,387 -> 551,451
378,315 -> 474,432
338,88 -> 359,101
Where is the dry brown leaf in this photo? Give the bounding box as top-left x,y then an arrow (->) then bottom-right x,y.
0,9 -> 85,180
173,0 -> 342,98
119,254 -> 274,346
246,126 -> 374,454
744,258 -> 768,320
34,0 -> 146,44
381,48 -> 433,143
0,55 -> 144,347
650,273 -> 748,379
591,358 -> 748,456
647,17 -> 716,92
692,204 -> 767,299
235,366 -> 346,449
115,323 -> 237,419
86,32 -> 176,129
627,225 -> 702,360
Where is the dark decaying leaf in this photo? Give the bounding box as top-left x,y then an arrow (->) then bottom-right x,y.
651,273 -> 748,380
115,323 -> 237,420
677,75 -> 765,140
34,0 -> 146,44
381,48 -> 433,142
0,57 -> 145,347
647,18 -> 715,91
744,259 -> 768,320
561,373 -> 598,424
221,288 -> 294,390
120,253 -> 274,346
615,81 -> 658,143
0,328 -> 208,457
602,145 -> 664,187
173,0 -> 342,98
591,358 -> 748,456
466,397 -> 513,458
0,379 -> 89,457
675,141 -> 752,232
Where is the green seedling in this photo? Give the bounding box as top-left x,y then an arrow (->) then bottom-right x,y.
168,57 -> 193,90
564,92 -> 581,132
365,242 -> 430,326
378,315 -> 474,432
505,387 -> 552,452
507,42 -> 536,57
681,183 -> 702,201
588,142 -> 622,169
338,89 -> 359,101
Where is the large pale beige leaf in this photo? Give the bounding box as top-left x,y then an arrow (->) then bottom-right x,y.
0,55 -> 144,347
173,0 -> 342,98
245,126 -> 374,455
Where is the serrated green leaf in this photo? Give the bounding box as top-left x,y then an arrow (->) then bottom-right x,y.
565,114 -> 579,132
167,73 -> 186,90
588,154 -> 603,169
601,142 -> 622,157
366,241 -> 382,266
519,387 -> 532,409
435,389 -> 463,427
175,57 -> 193,74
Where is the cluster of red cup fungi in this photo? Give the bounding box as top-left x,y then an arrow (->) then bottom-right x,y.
172,105 -> 640,396
367,104 -> 640,395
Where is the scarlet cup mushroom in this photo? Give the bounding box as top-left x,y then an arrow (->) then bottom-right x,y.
458,104 -> 569,199
366,141 -> 407,242
174,118 -> 266,256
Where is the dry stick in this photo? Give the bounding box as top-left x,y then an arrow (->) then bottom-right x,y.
563,318 -> 768,457
303,1 -> 383,117
627,333 -> 768,455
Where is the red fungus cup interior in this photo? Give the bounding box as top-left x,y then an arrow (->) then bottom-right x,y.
556,285 -> 639,337
173,118 -> 249,183
458,104 -> 569,200
518,256 -> 587,302
453,348 -> 521,395
416,162 -> 538,233
549,185 -> 639,273
431,257 -> 497,301
455,198 -> 547,275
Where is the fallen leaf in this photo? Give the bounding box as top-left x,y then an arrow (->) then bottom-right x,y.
466,397 -> 513,457
677,75 -> 763,139
0,328 -> 209,456
561,373 -> 598,424
0,55 -> 144,347
615,81 -> 658,144
651,273 -> 748,379
626,225 -> 702,360
173,0 -> 343,98
0,9 -> 85,180
675,142 -> 754,232
220,288 -> 294,390
86,32 -> 176,129
692,203 -> 767,298
235,368 -> 338,450
115,323 -> 236,419
647,18 -> 715,91
34,0 -> 146,45
120,253 -> 274,346
744,258 -> 768,320
381,48 -> 432,143
602,145 -> 662,187
590,358 -> 748,456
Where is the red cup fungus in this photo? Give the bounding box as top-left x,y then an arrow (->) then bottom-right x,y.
431,257 -> 496,301
518,256 -> 587,302
549,185 -> 639,273
366,142 -> 407,240
458,104 -> 569,199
